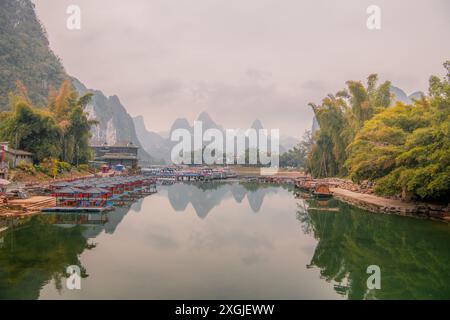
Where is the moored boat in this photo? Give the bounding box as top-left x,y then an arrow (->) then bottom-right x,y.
312,183 -> 333,199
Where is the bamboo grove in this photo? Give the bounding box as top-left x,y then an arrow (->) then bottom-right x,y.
308,61 -> 449,201
0,80 -> 96,165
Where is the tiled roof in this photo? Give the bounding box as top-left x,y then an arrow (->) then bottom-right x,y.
5,148 -> 33,156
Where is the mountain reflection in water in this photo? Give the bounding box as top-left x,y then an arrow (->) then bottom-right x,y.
0,182 -> 449,299
164,182 -> 280,218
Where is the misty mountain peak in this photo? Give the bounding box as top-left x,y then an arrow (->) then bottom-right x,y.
251,119 -> 264,130
196,111 -> 221,131
170,118 -> 191,132
408,91 -> 424,101
390,86 -> 424,105
197,111 -> 213,122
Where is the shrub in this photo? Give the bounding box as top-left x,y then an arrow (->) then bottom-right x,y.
36,158 -> 59,177
16,161 -> 36,175
57,161 -> 72,173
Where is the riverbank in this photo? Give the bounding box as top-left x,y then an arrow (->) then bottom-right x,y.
331,187 -> 450,223
294,176 -> 450,223
8,168 -> 95,187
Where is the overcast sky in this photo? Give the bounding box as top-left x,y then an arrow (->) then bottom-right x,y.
33,0 -> 450,137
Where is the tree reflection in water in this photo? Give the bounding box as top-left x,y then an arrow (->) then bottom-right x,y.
0,204 -> 130,300
0,216 -> 94,299
296,197 -> 450,299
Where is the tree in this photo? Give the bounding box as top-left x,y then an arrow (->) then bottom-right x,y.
280,130 -> 312,170
48,80 -> 95,164
0,101 -> 61,162
307,74 -> 391,177
345,61 -> 450,201
0,80 -> 95,165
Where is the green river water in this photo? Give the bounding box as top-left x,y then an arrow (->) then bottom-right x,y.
0,182 -> 449,299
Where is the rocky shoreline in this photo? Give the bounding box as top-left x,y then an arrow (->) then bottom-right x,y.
294,176 -> 449,223
330,187 -> 450,223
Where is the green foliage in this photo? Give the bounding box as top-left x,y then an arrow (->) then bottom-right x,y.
16,161 -> 36,175
1,101 -> 62,161
17,159 -> 75,178
36,158 -> 59,177
280,131 -> 312,169
0,0 -> 67,110
279,150 -> 301,168
0,2 -> 95,166
0,81 -> 94,166
346,62 -> 450,201
57,161 -> 72,173
308,74 -> 391,177
307,61 -> 449,200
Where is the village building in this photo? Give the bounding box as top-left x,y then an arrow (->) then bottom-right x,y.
0,142 -> 33,174
91,141 -> 139,169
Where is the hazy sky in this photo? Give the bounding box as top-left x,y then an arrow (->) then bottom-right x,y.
33,0 -> 450,137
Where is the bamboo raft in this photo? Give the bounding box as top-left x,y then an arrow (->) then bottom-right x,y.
0,196 -> 56,217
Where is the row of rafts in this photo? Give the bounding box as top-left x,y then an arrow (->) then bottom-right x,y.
42,175 -> 157,213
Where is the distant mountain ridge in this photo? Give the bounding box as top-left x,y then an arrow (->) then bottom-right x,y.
133,115 -> 167,163
390,86 -> 424,105
133,112 -> 300,163
72,79 -> 153,161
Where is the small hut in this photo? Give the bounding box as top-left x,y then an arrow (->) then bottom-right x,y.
53,187 -> 85,207
80,187 -> 111,208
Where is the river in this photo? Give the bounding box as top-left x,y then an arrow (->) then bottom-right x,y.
0,182 -> 449,299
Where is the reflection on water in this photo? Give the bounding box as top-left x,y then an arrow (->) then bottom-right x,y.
297,197 -> 450,299
0,216 -> 94,299
166,182 -> 280,217
0,182 -> 449,299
